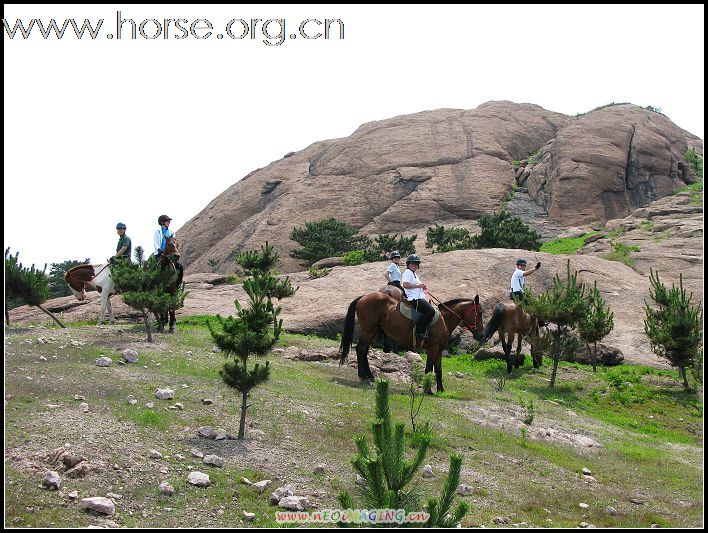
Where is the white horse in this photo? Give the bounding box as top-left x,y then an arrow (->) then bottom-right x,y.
64,264 -> 116,324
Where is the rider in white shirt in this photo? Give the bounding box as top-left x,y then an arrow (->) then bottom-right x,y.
401,254 -> 435,338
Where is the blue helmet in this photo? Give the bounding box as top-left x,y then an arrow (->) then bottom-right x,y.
390,251 -> 401,259
116,222 -> 127,230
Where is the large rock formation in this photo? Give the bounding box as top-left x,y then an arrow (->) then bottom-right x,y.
176,101 -> 699,275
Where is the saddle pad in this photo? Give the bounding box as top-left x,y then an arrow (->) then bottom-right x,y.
399,302 -> 440,326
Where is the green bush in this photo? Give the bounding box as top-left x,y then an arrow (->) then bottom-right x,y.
602,242 -> 640,267
290,218 -> 371,266
470,210 -> 541,251
308,267 -> 331,279
342,250 -> 366,266
426,224 -> 474,253
365,233 -> 417,262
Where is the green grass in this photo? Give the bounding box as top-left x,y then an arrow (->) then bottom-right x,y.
540,232 -> 599,254
637,220 -> 654,232
602,241 -> 640,267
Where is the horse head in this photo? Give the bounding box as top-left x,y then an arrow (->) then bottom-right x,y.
164,237 -> 180,258
464,295 -> 484,341
64,264 -> 94,300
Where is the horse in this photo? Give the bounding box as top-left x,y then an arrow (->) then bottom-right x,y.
378,284 -> 406,353
481,301 -> 541,374
339,293 -> 484,393
64,263 -> 116,324
154,236 -> 183,333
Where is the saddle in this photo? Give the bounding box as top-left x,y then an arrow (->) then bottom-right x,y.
398,302 -> 441,328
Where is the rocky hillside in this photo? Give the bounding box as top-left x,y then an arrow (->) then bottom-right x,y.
176,101 -> 701,274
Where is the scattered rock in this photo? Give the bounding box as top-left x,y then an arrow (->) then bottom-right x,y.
270,487 -> 294,505
243,511 -> 256,521
202,399 -> 213,405
579,503 -> 589,509
186,351 -> 193,356
73,395 -> 86,401
68,490 -> 79,500
356,474 -> 366,486
159,482 -> 175,496
187,471 -> 211,487
631,498 -> 645,505
155,389 -> 174,400
43,470 -> 61,490
252,480 -> 272,493
313,464 -> 326,474
605,506 -> 617,516
149,450 -> 163,460
405,351 -> 423,363
65,463 -> 92,478
145,402 -> 155,409
126,395 -> 137,406
203,455 -> 224,468
457,484 -> 473,496
493,516 -> 509,524
191,449 -> 204,458
95,357 -> 112,367
582,467 -> 592,475
650,524 -> 661,528
121,349 -> 138,363
174,403 -> 184,410
247,429 -> 266,440
62,453 -> 85,469
241,477 -> 253,485
422,465 -> 435,478
278,496 -> 310,511
80,497 -> 115,516
106,492 -> 122,500
197,426 -> 217,439
215,434 -> 227,441
455,372 -> 464,378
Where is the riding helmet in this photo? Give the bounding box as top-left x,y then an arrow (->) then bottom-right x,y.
390,251 -> 401,259
158,215 -> 172,225
516,258 -> 527,265
116,222 -> 127,230
406,254 -> 421,265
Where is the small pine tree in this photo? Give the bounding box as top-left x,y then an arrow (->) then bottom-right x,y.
425,224 -> 474,253
578,282 -> 614,371
338,379 -> 469,527
470,210 -> 541,251
290,218 -> 372,265
47,258 -> 91,298
5,248 -> 65,328
111,257 -> 186,342
207,258 -> 220,273
643,270 -> 703,389
133,246 -> 145,268
522,260 -> 586,387
365,234 -> 417,261
209,242 -> 296,439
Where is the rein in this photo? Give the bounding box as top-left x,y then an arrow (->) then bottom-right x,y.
427,292 -> 479,333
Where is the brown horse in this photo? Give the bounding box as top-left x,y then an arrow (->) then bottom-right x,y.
339,293 -> 484,393
378,284 -> 406,353
154,237 -> 183,333
481,302 -> 541,374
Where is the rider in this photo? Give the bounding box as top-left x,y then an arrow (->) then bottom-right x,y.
112,222 -> 132,263
384,251 -> 407,299
154,214 -> 183,281
510,257 -> 541,302
401,254 -> 435,338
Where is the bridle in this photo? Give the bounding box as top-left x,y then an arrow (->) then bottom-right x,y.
428,292 -> 481,334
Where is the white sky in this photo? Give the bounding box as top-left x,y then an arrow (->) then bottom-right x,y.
4,4 -> 705,271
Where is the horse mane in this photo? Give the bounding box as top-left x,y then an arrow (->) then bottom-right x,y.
441,297 -> 475,307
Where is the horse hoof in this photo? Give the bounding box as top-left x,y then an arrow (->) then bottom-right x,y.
424,389 -> 434,396
169,329 -> 175,334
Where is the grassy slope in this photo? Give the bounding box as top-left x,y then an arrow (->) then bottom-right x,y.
4,322 -> 703,528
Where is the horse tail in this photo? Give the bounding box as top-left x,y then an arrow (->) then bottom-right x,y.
339,296 -> 362,364
482,303 -> 505,342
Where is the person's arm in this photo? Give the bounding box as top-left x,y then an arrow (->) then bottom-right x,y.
154,230 -> 163,254
385,269 -> 391,281
523,262 -> 541,277
115,245 -> 128,257
402,272 -> 426,290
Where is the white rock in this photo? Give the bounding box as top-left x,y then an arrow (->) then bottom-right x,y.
457,484 -> 473,496
106,492 -> 122,500
579,503 -> 589,509
203,455 -> 224,467
155,389 -> 174,400
422,465 -> 435,478
127,395 -> 137,405
241,477 -> 253,485
202,399 -> 213,405
356,474 -> 366,486
270,487 -> 294,504
186,351 -> 193,356
159,482 -> 175,496
191,449 -> 204,458
582,467 -> 592,475
149,450 -> 163,460
455,372 -> 464,378
73,395 -> 86,401
252,480 -> 272,493
187,471 -> 211,487
174,403 -> 184,410
145,402 -> 155,409
605,506 -> 617,516
39,355 -> 47,361
80,497 -> 115,515
43,470 -> 61,490
95,357 -> 112,367
121,349 -> 138,363
215,434 -> 227,441
278,496 -> 310,511
405,351 -> 423,363
243,511 -> 256,521
197,426 -> 216,439
68,490 -> 79,500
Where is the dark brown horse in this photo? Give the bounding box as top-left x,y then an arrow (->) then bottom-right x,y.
378,284 -> 405,353
339,293 -> 484,393
481,302 -> 541,374
154,237 -> 183,333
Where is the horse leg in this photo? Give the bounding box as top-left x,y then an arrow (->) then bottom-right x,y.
433,351 -> 444,393
169,310 -> 176,333
424,357 -> 434,395
503,332 -> 514,375
382,331 -> 390,353
108,296 -> 115,325
154,312 -> 165,333
515,333 -> 523,368
98,292 -> 108,325
355,332 -> 376,381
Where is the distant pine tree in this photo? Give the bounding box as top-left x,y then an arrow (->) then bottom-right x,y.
578,282 -> 614,371
470,210 -> 541,251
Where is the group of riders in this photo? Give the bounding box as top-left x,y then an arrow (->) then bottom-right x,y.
110,215 -> 183,280
384,251 -> 541,339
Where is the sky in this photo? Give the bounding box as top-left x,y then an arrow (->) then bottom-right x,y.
4,4 -> 705,272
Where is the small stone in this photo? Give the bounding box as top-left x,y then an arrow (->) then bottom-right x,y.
126,395 -> 137,405
174,403 -> 184,410
422,465 -> 434,478
160,467 -> 169,474
493,517 -> 509,524
243,511 -> 256,521
455,372 -> 464,378
145,402 -> 155,409
106,492 -> 122,500
80,497 -> 115,516
605,506 -> 617,516
457,484 -> 473,496
155,389 -> 174,400
159,482 -> 175,496
149,450 -> 163,460
121,349 -> 138,363
579,503 -> 589,509
631,498 -> 645,505
270,487 -> 294,504
203,455 -> 224,468
356,474 -> 366,486
73,395 -> 85,401
187,471 -> 211,487
201,399 -> 213,405
43,470 -> 61,490
313,464 -> 326,474
181,384 -> 189,388
197,426 -> 216,439
241,477 -> 253,485
580,522 -> 589,528
581,467 -> 592,475
252,480 -> 272,493
174,454 -> 185,461
68,490 -> 79,500
39,355 -> 47,361
95,357 -> 112,367
278,496 -> 310,511
186,351 -> 193,356
215,434 -> 227,441
191,449 -> 204,458
650,524 -> 661,528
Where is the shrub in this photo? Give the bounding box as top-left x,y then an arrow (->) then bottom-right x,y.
602,242 -> 640,267
308,267 -> 331,279
342,250 -> 366,266
366,233 -> 417,262
426,224 -> 474,253
470,210 -> 541,251
290,218 -> 371,266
